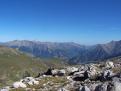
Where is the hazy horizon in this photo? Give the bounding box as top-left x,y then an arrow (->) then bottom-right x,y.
1,39 -> 121,46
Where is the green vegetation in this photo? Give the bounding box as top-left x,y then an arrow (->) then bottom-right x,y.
0,46 -> 66,87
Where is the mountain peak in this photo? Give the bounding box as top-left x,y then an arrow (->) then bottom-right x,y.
1,40 -> 121,64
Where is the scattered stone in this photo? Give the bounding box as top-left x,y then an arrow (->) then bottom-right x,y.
58,88 -> 69,91
105,61 -> 114,69
114,82 -> 121,91
22,77 -> 39,85
0,86 -> 10,91
73,71 -> 90,81
79,85 -> 90,91
67,67 -> 79,75
13,81 -> 27,88
1,61 -> 121,91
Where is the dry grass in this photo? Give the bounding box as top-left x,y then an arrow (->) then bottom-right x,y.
10,76 -> 68,91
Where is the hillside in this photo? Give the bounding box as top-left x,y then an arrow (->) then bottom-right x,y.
1,56 -> 121,91
70,40 -> 121,64
3,40 -> 85,60
0,46 -> 65,87
2,40 -> 121,64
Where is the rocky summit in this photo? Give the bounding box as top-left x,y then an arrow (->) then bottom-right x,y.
1,61 -> 121,91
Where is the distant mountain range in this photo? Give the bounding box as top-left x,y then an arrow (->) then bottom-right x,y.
2,40 -> 85,60
70,40 -> 121,64
1,40 -> 121,64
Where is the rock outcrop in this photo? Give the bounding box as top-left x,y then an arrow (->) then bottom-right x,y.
1,61 -> 121,91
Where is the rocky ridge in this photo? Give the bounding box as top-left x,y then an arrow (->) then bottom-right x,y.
1,60 -> 121,91
2,40 -> 121,64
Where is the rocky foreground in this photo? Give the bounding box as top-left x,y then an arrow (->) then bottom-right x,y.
1,61 -> 121,91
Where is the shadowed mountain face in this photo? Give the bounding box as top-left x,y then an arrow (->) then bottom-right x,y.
2,40 -> 121,64
3,40 -> 85,60
70,40 -> 121,64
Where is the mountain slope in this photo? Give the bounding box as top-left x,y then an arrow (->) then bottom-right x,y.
3,40 -> 85,60
0,46 -> 65,87
2,40 -> 121,64
70,40 -> 121,64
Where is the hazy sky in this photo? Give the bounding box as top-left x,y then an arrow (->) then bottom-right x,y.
0,0 -> 121,44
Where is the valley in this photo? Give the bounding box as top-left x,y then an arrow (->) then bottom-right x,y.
1,40 -> 121,91
0,46 -> 66,87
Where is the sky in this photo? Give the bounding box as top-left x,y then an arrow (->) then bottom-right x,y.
0,0 -> 121,45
